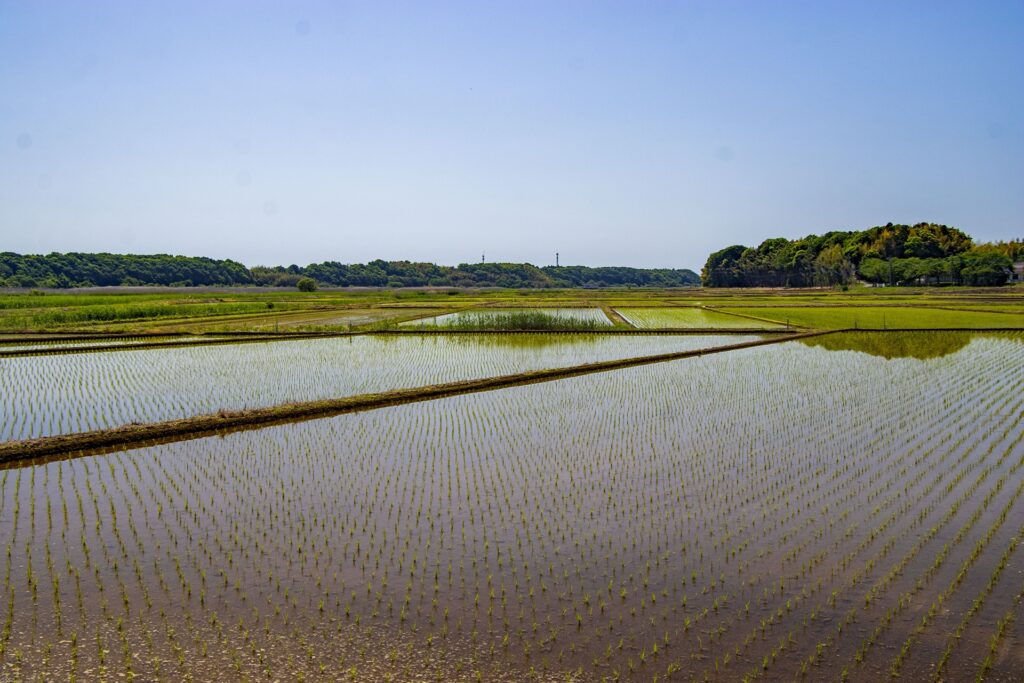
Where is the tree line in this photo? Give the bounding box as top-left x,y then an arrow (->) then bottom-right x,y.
0,252 -> 253,288
702,223 -> 1022,288
0,252 -> 700,289
5,226 -> 1017,289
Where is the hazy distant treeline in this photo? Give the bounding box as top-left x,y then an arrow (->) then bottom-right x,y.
280,261 -> 700,289
703,223 -> 1022,287
0,252 -> 700,289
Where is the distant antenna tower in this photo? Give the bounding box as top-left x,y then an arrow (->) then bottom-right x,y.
556,252 -> 559,267
482,250 -> 485,264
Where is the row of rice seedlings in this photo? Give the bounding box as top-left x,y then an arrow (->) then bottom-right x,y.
235,335 -> 1019,679
883,410 -> 1024,677
272,335 -> 983,679
885,456 -> 1024,677
788,391 -> 1024,679
321,335 -> 1015,679
0,336 -> 202,353
614,308 -> 786,330
4,348 -> 798,671
0,334 -> 1021,680
2,348 -> 999,630
923,520 -> 1024,680
0,333 -> 757,442
719,344 -> 1024,680
972,568 -> 1024,682
716,369 -> 1022,680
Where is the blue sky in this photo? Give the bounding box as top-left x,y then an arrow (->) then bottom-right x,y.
1,1 -> 1021,271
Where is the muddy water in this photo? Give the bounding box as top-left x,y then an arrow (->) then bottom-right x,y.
0,332 -> 1022,681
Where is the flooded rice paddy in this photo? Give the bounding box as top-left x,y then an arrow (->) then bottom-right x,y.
0,333 -> 757,441
614,308 -> 787,330
0,336 -> 230,354
1,332 -> 1022,681
719,306 -> 1024,330
402,309 -> 614,328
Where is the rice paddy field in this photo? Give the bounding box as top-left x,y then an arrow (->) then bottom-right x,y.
0,333 -> 757,442
615,308 -> 787,330
0,336 -> 229,353
402,309 -> 614,329
1,287 -> 1024,681
713,306 -> 1024,330
268,309 -> 427,330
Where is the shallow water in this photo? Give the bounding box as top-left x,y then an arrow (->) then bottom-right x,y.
403,308 -> 613,328
0,335 -> 225,353
798,329 -> 1023,359
2,332 -> 1022,681
616,307 -> 787,329
0,333 -> 756,440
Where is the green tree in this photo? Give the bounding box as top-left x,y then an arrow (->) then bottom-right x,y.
959,252 -> 1012,286
813,244 -> 854,286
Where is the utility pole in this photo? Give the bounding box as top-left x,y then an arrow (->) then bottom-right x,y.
556,252 -> 559,267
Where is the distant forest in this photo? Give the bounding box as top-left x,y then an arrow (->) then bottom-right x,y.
5,224 -> 1020,289
703,223 -> 1023,288
0,252 -> 700,289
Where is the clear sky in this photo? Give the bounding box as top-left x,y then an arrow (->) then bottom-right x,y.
1,1 -> 1022,271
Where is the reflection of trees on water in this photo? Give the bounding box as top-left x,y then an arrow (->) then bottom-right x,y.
799,331 -> 1022,360
376,331 -> 1024,359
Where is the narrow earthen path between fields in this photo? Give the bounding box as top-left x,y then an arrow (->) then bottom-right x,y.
600,305 -> 634,327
